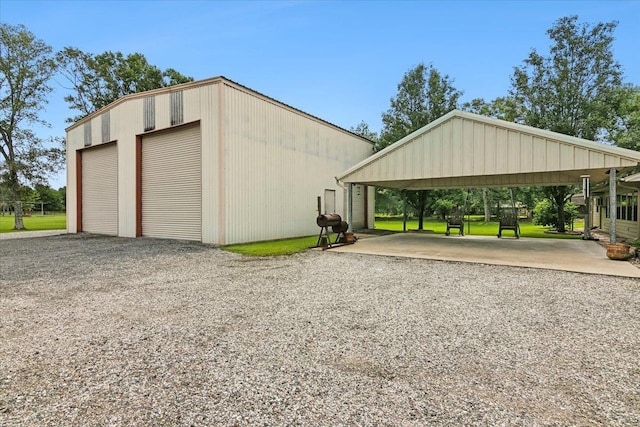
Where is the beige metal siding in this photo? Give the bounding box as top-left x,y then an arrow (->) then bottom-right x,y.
142,124 -> 202,240
340,111 -> 640,189
196,83 -> 221,244
82,144 -> 118,235
324,189 -> 336,214
351,184 -> 366,229
66,130 -> 82,233
155,93 -> 171,130
601,218 -> 638,240
111,97 -> 143,237
222,84 -> 372,244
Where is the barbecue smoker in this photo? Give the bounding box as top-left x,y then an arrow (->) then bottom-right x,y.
315,198 -> 356,249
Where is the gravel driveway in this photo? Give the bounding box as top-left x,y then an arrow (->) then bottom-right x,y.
1,234 -> 639,426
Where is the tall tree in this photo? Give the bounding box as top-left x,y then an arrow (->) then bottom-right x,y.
610,85 -> 640,151
58,48 -> 194,122
350,120 -> 379,142
510,16 -> 624,232
0,24 -> 63,230
379,63 -> 462,229
461,97 -> 524,220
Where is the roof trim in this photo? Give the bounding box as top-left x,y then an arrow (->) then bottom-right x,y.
65,76 -> 373,145
622,172 -> 640,182
337,109 -> 640,181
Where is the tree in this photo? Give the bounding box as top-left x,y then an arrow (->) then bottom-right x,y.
58,186 -> 66,209
34,184 -> 64,212
379,63 -> 462,229
58,48 -> 194,122
533,198 -> 579,229
461,97 -> 523,122
350,121 -> 379,142
510,16 -> 624,232
610,85 -> 640,151
0,24 -> 63,230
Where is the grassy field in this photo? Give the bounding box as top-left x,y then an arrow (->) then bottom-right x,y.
223,236 -> 318,256
0,213 -> 66,233
374,216 -> 584,239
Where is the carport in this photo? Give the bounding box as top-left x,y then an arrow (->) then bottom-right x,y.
336,110 -> 640,273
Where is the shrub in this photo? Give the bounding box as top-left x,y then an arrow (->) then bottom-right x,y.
533,199 -> 579,229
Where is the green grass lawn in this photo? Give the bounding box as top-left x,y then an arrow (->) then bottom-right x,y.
223,218 -> 584,256
0,213 -> 66,233
223,235 -> 318,256
375,216 -> 584,239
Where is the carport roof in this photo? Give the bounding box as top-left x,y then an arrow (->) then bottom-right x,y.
338,110 -> 640,189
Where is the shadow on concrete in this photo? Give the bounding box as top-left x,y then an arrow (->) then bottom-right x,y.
330,232 -> 640,278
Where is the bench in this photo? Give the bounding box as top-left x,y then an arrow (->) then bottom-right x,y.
498,211 -> 519,238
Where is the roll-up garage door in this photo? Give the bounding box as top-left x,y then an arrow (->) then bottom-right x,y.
142,124 -> 202,240
82,143 -> 118,235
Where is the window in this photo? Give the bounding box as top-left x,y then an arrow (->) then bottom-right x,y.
170,91 -> 184,126
606,193 -> 639,221
101,111 -> 110,142
83,121 -> 92,147
143,96 -> 155,131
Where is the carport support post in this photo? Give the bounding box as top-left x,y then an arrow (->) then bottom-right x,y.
402,190 -> 407,232
347,183 -> 353,232
581,175 -> 591,240
609,168 -> 617,244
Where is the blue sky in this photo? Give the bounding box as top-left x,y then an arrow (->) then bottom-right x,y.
3,0 -> 640,189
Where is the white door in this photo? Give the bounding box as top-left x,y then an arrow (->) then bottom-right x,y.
82,143 -> 118,235
142,124 -> 202,240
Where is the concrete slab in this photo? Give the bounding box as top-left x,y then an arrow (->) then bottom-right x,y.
330,233 -> 640,278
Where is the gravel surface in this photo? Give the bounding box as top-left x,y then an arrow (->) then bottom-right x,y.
1,234 -> 639,426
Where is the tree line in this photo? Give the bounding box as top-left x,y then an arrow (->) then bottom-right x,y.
0,184 -> 65,215
351,16 -> 640,233
0,23 -> 193,229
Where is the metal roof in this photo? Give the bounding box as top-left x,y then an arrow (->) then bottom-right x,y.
65,76 -> 373,145
338,110 -> 640,189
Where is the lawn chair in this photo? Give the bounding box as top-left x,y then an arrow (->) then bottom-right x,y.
445,210 -> 464,236
498,211 -> 519,238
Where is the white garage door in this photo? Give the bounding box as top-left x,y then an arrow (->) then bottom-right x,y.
82,143 -> 118,235
142,124 -> 202,240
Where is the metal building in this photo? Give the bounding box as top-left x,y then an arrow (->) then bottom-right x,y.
66,77 -> 374,245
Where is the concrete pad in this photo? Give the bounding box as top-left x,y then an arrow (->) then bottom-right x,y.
330,233 -> 640,278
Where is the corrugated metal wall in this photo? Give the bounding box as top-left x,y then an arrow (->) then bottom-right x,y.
196,84 -> 221,244
222,84 -> 372,244
351,184 -> 366,229
343,116 -> 638,188
111,97 -> 143,237
66,79 -> 373,244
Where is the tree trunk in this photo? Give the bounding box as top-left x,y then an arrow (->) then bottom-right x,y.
10,171 -> 25,230
417,191 -> 426,230
482,188 -> 491,221
553,186 -> 567,233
